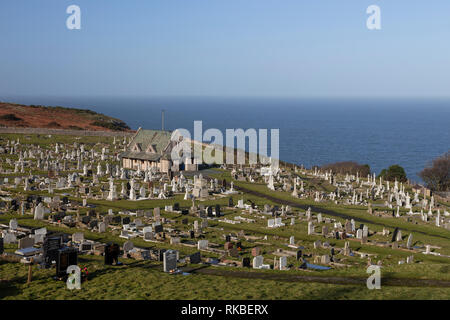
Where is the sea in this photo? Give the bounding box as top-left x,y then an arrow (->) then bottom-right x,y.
2,96 -> 449,183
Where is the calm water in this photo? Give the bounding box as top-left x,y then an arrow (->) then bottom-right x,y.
3,96 -> 450,182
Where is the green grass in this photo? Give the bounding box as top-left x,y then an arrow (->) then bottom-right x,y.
2,255 -> 450,300
1,133 -> 450,300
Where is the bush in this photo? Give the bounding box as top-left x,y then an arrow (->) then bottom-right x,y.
91,120 -> 130,131
0,113 -> 22,121
379,164 -> 407,182
419,152 -> 450,192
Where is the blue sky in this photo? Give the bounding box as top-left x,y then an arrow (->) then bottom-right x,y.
1,0 -> 450,98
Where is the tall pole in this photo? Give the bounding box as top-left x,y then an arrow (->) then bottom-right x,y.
161,109 -> 165,131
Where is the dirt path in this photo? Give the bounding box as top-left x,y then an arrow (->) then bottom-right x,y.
234,184 -> 450,241
186,266 -> 450,288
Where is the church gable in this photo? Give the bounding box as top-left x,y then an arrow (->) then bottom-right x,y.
146,144 -> 157,153
131,143 -> 142,152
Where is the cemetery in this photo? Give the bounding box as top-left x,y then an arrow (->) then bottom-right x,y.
0,132 -> 450,300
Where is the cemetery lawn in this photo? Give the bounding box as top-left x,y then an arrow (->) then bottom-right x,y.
1,255 -> 450,300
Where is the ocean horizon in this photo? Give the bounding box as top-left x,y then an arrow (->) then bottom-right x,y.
2,95 -> 449,183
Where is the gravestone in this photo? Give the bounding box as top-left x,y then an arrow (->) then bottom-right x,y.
56,247 -> 78,278
158,249 -> 167,262
391,227 -> 399,242
189,251 -> 201,264
163,250 -> 178,272
72,232 -> 84,243
197,240 -> 208,250
144,232 -> 154,241
18,236 -> 34,249
34,203 -> 45,220
253,255 -> 263,269
123,241 -> 134,253
0,237 -> 3,255
153,207 -> 161,219
81,216 -> 91,225
9,219 -> 18,230
3,232 -> 16,244
215,205 -> 221,217
242,257 -> 251,268
104,243 -> 120,265
98,222 -> 106,233
154,224 -> 163,233
279,256 -> 287,270
43,236 -> 62,267
406,233 -> 413,249
34,228 -> 47,243
122,217 -> 131,225
112,216 -> 121,224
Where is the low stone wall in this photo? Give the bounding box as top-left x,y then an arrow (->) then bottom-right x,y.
0,127 -> 135,137
435,192 -> 450,202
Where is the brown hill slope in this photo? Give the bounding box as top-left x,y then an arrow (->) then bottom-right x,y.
0,102 -> 131,132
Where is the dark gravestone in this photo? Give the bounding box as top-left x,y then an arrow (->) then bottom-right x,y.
242,257 -> 251,268
181,209 -> 189,215
225,235 -> 231,242
43,236 -> 62,268
173,203 -> 180,211
112,216 -> 121,224
56,248 -> 78,278
52,212 -> 65,222
207,207 -> 213,217
228,197 -> 234,207
62,197 -> 69,204
158,249 -> 167,262
296,250 -> 302,260
330,248 -> 335,256
190,230 -> 195,239
81,216 -> 91,225
122,217 -> 131,225
189,251 -> 201,264
236,241 -> 242,250
0,237 -> 3,255
85,187 -> 89,194
81,243 -> 92,251
391,227 -> 399,242
215,205 -> 221,217
36,196 -> 42,204
222,179 -> 227,189
88,220 -> 98,229
154,224 -> 163,233
335,232 -> 340,239
104,243 -> 120,265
